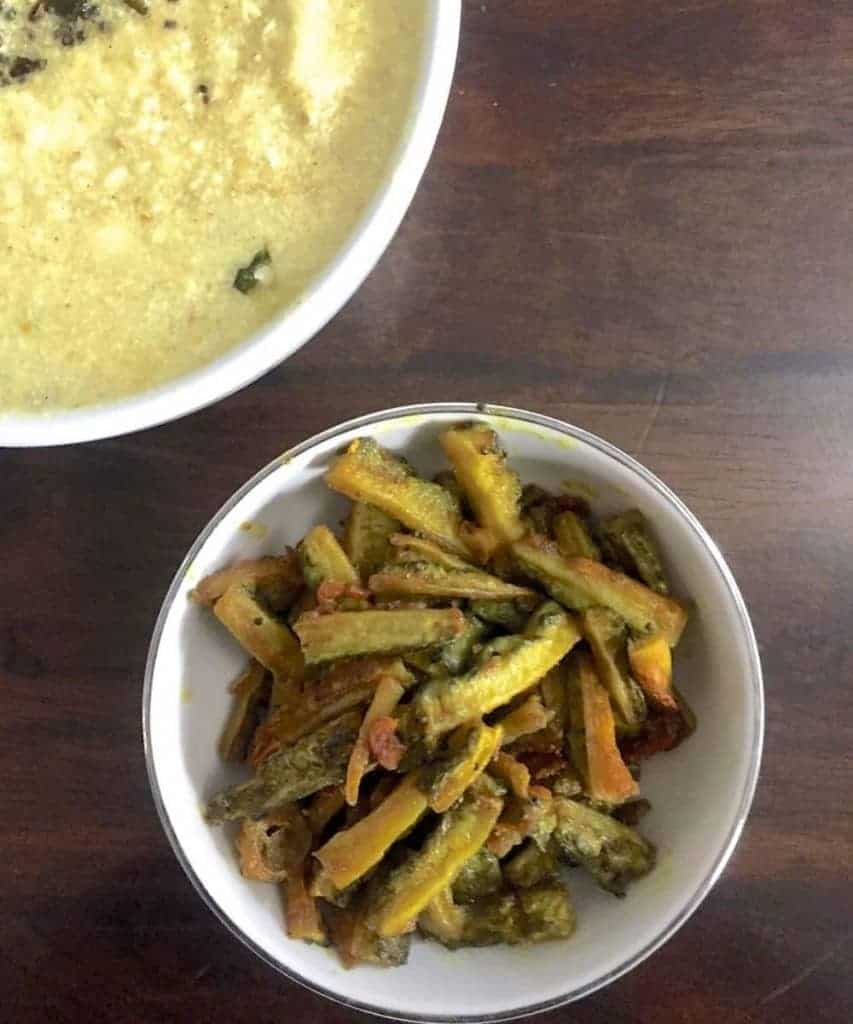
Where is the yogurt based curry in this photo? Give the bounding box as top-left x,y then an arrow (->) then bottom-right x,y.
0,0 -> 426,412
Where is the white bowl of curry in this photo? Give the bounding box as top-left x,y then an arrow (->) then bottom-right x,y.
0,1 -> 460,445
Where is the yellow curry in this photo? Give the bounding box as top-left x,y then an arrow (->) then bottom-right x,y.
0,0 -> 426,412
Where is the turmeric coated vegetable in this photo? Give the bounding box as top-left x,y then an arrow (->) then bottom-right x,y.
404,614 -> 487,679
251,657 -> 411,762
343,503 -> 400,579
421,882 -> 575,948
553,510 -> 601,561
512,538 -> 688,645
206,711 -> 360,824
214,584 -> 305,678
503,839 -> 558,889
191,552 -> 302,610
451,847 -> 503,903
367,786 -> 504,937
294,608 -> 466,664
628,632 -> 677,711
285,860 -> 327,944
314,774 -> 429,890
219,660 -> 270,762
420,721 -> 504,813
552,797 -> 655,895
598,509 -> 669,594
369,562 -> 534,602
298,525 -> 360,589
469,596 -> 539,632
439,424 -> 525,548
326,438 -> 469,555
581,607 -> 647,731
389,533 -> 476,572
496,693 -> 553,746
566,651 -> 638,804
323,901 -> 411,968
411,602 -> 581,744
236,805 -> 311,882
344,674 -> 406,806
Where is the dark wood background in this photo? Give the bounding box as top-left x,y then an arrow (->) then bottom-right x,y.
4,1 -> 852,1021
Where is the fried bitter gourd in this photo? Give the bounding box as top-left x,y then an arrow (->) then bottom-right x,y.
214,584 -> 304,679
298,525 -> 360,589
191,552 -> 302,611
512,538 -> 688,646
553,510 -> 601,561
251,657 -> 412,762
420,882 -> 575,948
419,721 -> 504,813
551,797 -> 655,895
369,561 -> 534,602
367,784 -> 504,937
451,847 -> 503,903
326,438 -> 469,556
404,614 -> 487,679
343,502 -> 400,579
314,773 -> 430,890
566,651 -> 638,805
294,608 -> 466,665
410,602 -> 581,744
205,711 -> 361,824
598,509 -> 669,594
439,424 -> 526,548
219,660 -> 270,762
581,607 -> 647,731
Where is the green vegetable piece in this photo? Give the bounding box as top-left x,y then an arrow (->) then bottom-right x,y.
451,848 -> 503,904
503,839 -> 558,889
410,602 -> 581,744
294,608 -> 466,665
205,711 -> 360,824
580,607 -> 647,731
326,438 -> 468,556
369,561 -> 534,602
424,883 -> 575,948
233,248 -> 271,294
598,509 -> 670,594
512,538 -> 688,646
405,615 -> 488,679
469,596 -> 539,633
554,510 -> 601,560
298,525 -> 360,589
551,797 -> 655,895
368,786 -> 504,936
343,503 -> 400,578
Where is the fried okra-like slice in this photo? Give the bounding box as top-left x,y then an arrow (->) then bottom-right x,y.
551,797 -> 655,896
205,711 -> 361,824
410,603 -> 581,744
512,538 -> 688,646
326,438 -> 469,556
294,608 -> 466,665
439,424 -> 525,548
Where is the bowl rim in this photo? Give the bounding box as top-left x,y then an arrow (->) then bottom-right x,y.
0,3 -> 461,448
142,401 -> 764,1023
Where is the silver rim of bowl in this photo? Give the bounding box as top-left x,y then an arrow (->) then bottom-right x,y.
142,401 -> 765,1024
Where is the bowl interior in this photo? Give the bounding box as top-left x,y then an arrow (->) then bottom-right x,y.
145,405 -> 762,1022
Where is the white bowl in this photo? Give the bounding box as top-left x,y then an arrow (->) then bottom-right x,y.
144,403 -> 763,1022
0,4 -> 461,448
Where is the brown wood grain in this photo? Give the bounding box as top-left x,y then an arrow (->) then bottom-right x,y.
3,1 -> 852,1020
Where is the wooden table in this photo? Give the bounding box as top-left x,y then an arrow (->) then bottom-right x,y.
4,2 -> 852,1020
